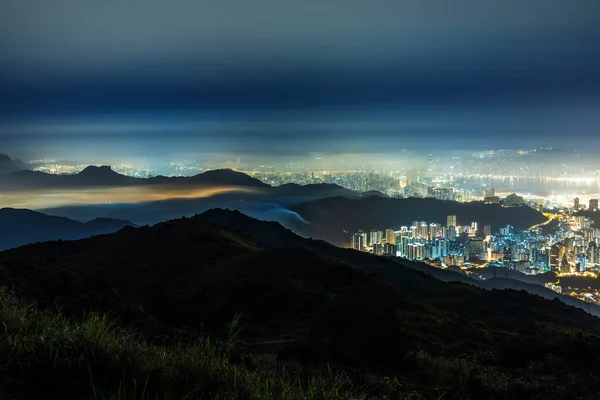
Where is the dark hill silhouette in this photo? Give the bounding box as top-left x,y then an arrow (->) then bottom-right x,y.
291,196 -> 547,244
0,154 -> 26,175
360,190 -> 389,197
75,165 -> 138,185
2,208 -> 600,397
196,208 -> 593,312
6,166 -> 139,188
146,168 -> 269,188
270,182 -> 356,197
0,208 -> 135,251
191,168 -> 268,187
1,167 -> 269,191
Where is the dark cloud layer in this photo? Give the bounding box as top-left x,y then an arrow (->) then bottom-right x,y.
1,0 -> 599,156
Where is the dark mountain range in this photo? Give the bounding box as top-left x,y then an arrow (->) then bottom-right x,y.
0,165 -> 269,191
1,166 -> 138,188
0,208 -> 135,251
0,165 -> 263,190
2,208 -> 600,398
0,160 -> 363,200
0,154 -> 27,175
291,196 -> 547,244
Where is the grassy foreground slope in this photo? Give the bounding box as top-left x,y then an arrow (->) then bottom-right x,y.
1,210 -> 600,398
0,288 -> 360,399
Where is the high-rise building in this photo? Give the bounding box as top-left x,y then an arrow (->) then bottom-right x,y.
352,231 -> 365,251
574,216 -> 585,231
372,243 -> 382,256
500,225 -> 513,236
483,188 -> 500,204
441,226 -> 448,238
385,228 -> 395,245
548,244 -> 561,271
483,224 -> 492,237
369,230 -> 382,245
574,197 -> 580,210
448,226 -> 457,238
470,222 -> 478,233
437,238 -> 448,258
577,253 -> 587,272
407,242 -> 425,261
447,215 -> 457,227
502,247 -> 513,267
467,238 -> 485,259
560,253 -> 570,273
429,223 -> 439,240
590,199 -> 599,212
433,187 -> 453,201
419,223 -> 428,239
383,243 -> 395,256
409,226 -> 418,238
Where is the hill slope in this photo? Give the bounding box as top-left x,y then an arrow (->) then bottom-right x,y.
0,154 -> 26,175
0,208 -> 135,251
291,196 -> 547,244
1,209 -> 600,398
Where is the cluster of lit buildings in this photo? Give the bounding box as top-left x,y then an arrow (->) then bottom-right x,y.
350,206 -> 600,275
349,213 -> 530,269
543,207 -> 600,304
348,196 -> 600,304
546,213 -> 600,275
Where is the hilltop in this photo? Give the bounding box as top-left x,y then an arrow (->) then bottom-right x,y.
1,209 -> 600,398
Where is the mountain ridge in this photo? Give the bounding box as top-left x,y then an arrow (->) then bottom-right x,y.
2,166 -> 268,190
0,207 -> 135,251
291,195 -> 547,244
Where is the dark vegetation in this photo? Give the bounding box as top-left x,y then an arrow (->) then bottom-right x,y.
290,196 -> 547,245
1,209 -> 600,398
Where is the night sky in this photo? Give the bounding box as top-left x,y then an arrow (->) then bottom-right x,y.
1,0 -> 599,159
